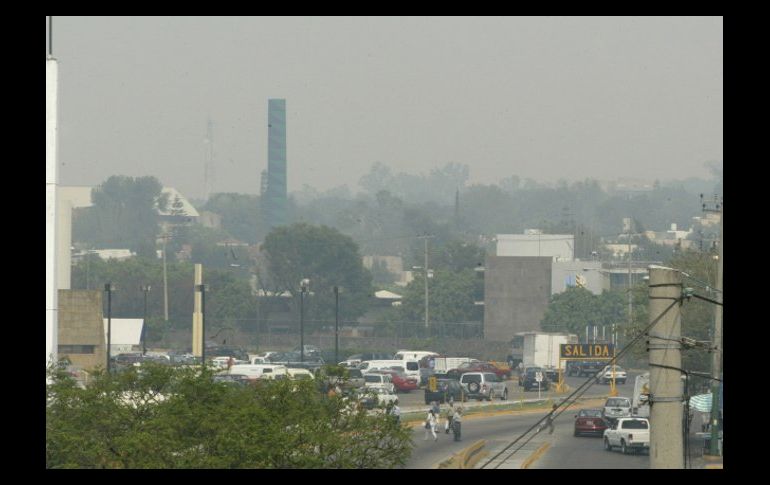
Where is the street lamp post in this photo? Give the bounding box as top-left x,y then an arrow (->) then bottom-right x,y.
334,286 -> 339,365
104,283 -> 115,373
141,285 -> 151,356
300,279 -> 309,363
196,284 -> 207,368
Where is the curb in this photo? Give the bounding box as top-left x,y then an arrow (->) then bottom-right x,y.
437,440 -> 487,469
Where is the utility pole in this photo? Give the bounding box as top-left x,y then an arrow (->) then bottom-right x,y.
416,234 -> 434,332
648,266 -> 683,469
627,218 -> 633,338
161,233 -> 170,322
334,286 -> 339,365
702,194 -> 723,455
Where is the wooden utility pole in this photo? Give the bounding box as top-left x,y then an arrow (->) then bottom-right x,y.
648,266 -> 683,469
703,196 -> 723,456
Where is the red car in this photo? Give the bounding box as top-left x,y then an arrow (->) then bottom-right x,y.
574,409 -> 608,437
373,370 -> 419,393
449,362 -> 510,380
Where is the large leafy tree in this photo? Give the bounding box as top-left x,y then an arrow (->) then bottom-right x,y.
398,269 -> 482,337
73,176 -> 167,258
46,364 -> 413,468
261,223 -> 373,328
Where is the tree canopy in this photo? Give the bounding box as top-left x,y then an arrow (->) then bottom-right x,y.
46,364 -> 413,468
261,223 -> 373,328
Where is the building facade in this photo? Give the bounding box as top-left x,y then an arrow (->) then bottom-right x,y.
483,256 -> 552,343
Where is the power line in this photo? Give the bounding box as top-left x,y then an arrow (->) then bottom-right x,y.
481,297 -> 681,468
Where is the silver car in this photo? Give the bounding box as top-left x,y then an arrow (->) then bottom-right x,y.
460,372 -> 508,401
603,396 -> 632,424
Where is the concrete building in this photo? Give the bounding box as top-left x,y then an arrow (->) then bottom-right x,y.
551,260 -> 607,295
483,256 -> 552,343
57,290 -> 106,370
496,232 -> 574,261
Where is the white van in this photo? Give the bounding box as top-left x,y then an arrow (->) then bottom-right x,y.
286,368 -> 315,380
393,350 -> 439,363
228,364 -> 288,380
358,360 -> 404,372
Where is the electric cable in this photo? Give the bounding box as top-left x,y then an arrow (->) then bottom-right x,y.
481,297 -> 681,468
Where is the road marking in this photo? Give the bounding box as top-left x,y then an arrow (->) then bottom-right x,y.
521,442 -> 551,469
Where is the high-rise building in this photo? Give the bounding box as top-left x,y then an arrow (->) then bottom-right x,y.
265,99 -> 287,230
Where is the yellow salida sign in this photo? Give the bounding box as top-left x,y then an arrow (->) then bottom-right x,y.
560,343 -> 614,359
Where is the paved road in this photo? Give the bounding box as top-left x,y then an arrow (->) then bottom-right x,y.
405,410 -> 548,468
529,414 -> 648,469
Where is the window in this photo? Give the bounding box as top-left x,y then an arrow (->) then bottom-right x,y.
462,374 -> 481,384
621,420 -> 649,429
58,345 -> 95,354
406,362 -> 419,371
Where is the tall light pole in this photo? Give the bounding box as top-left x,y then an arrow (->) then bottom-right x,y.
104,283 -> 115,373
334,286 -> 340,365
160,233 -> 171,322
196,284 -> 207,368
300,279 -> 309,363
416,234 -> 434,334
140,285 -> 151,356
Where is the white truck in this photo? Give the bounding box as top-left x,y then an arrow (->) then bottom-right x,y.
512,332 -> 578,381
632,372 -> 650,417
603,417 -> 650,455
431,357 -> 477,372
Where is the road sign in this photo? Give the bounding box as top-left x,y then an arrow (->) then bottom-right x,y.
428,376 -> 437,392
535,372 -> 543,382
560,343 -> 615,359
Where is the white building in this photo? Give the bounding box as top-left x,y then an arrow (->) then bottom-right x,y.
103,318 -> 144,354
496,232 -> 574,261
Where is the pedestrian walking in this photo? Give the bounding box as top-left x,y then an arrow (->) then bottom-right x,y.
431,400 -> 443,429
453,406 -> 463,441
445,402 -> 455,434
391,400 -> 401,425
424,409 -> 438,441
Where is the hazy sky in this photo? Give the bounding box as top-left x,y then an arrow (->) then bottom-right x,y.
49,16 -> 722,200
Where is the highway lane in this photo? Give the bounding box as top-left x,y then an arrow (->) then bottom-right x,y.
397,371 -> 641,410
405,410 -> 548,468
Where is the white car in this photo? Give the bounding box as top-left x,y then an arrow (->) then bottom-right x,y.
603,396 -> 632,423
603,417 -> 650,454
596,365 -> 627,385
363,372 -> 396,394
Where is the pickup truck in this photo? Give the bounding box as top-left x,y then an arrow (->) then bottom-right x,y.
603,417 -> 650,455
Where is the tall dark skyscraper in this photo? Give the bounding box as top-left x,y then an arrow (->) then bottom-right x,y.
265,99 -> 287,230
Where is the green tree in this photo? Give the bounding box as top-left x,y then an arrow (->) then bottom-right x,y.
262,223 -> 373,329
73,175 -> 167,258
46,364 -> 413,468
398,269 -> 482,337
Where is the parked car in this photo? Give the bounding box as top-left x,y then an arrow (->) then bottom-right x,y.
460,372 -> 508,401
293,345 -> 321,357
372,369 -> 419,393
522,367 -> 550,391
212,374 -> 250,386
566,360 -> 607,377
603,417 -> 650,454
602,396 -> 632,424
574,408 -> 608,437
518,365 -> 539,386
357,387 -> 398,410
344,368 -> 365,390
363,372 -> 395,394
424,379 -> 466,404
596,365 -> 627,385
286,368 -> 315,380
